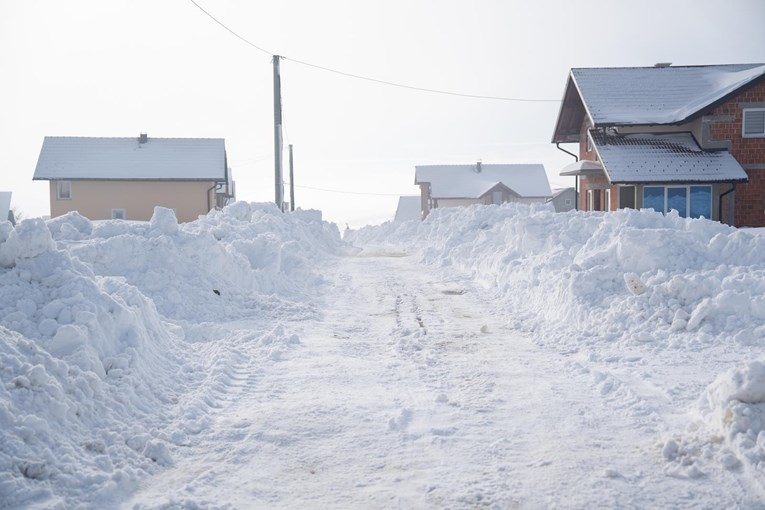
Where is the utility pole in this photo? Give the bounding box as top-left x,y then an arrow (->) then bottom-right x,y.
273,55 -> 284,211
288,144 -> 295,212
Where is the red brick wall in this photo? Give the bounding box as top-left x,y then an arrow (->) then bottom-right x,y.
707,80 -> 765,227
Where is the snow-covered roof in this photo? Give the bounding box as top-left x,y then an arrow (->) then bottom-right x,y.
591,131 -> 749,184
415,164 -> 552,199
575,64 -> 765,125
33,136 -> 227,181
552,64 -> 765,143
559,160 -> 604,176
394,196 -> 421,222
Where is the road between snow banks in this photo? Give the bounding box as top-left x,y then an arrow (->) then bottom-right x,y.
123,251 -> 752,509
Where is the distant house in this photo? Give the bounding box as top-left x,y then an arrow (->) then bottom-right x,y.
394,196 -> 421,222
415,162 -> 552,219
0,192 -> 12,225
33,134 -> 234,222
548,187 -> 577,213
551,63 -> 765,226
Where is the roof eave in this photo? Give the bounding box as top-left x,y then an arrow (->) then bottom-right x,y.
551,72 -> 594,143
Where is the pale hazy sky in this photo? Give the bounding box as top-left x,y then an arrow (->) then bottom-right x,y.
2,0 -> 765,227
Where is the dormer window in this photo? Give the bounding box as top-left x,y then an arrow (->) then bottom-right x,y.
743,108 -> 765,137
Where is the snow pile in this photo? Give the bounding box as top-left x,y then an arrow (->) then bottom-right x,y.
56,204 -> 344,321
351,203 -> 765,349
0,204 -> 343,507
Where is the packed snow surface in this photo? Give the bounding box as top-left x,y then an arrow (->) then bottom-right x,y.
2,201 -> 765,508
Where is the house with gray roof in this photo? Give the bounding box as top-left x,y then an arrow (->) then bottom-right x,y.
415,162 -> 552,219
552,63 -> 765,226
33,134 -> 234,222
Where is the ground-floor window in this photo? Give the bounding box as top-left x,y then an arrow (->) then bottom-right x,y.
586,189 -> 601,211
619,186 -> 636,209
642,185 -> 712,219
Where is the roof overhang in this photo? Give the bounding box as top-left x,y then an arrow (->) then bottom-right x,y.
559,160 -> 605,177
591,131 -> 749,184
551,72 -> 592,143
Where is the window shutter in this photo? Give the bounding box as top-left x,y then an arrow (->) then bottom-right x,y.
744,109 -> 765,136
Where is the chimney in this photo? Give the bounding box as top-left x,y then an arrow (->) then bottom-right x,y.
475,160 -> 482,173
139,133 -> 148,144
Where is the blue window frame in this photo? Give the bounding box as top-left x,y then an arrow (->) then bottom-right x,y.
643,187 -> 664,213
689,186 -> 712,219
667,188 -> 687,217
642,185 -> 712,219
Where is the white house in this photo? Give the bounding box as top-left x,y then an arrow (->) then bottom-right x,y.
415,162 -> 552,218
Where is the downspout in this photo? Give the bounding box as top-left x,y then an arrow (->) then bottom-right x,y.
207,182 -> 224,212
719,183 -> 736,226
556,143 -> 579,210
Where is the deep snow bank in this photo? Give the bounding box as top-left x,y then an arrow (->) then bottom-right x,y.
0,204 -> 343,508
349,203 -> 765,479
349,203 -> 765,348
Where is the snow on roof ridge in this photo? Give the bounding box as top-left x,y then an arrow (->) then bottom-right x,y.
44,135 -> 225,141
570,63 -> 765,71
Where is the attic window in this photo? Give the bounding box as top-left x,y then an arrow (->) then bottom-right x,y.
743,108 -> 765,137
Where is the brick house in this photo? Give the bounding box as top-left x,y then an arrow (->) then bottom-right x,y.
33,134 -> 235,222
551,64 -> 765,227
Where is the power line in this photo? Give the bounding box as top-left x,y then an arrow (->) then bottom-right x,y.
284,57 -> 559,102
188,0 -> 560,103
188,0 -> 273,56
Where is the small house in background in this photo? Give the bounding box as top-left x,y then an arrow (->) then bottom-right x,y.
415,162 -> 552,219
548,187 -> 577,212
0,192 -> 12,225
33,134 -> 235,222
552,63 -> 765,226
394,196 -> 422,222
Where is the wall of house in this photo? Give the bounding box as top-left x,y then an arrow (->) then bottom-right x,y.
49,180 -> 216,222
618,119 -> 704,143
705,80 -> 765,227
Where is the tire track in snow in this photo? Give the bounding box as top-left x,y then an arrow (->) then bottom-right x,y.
122,253 -> 756,509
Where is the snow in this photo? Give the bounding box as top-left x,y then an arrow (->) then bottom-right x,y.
415,163 -> 552,198
2,201 -> 765,507
571,64 -> 765,125
394,196 -> 421,222
591,131 -> 749,183
32,136 -> 226,181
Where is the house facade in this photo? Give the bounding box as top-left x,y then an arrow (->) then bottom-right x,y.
415,163 -> 552,219
548,187 -> 577,213
33,134 -> 234,223
552,64 -> 765,227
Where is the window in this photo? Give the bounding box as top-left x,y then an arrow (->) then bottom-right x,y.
642,185 -> 712,219
564,198 -> 572,206
111,208 -> 126,220
619,186 -> 636,209
56,180 -> 72,200
743,108 -> 765,137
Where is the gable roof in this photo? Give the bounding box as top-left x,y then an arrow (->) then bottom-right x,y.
415,164 -> 552,199
33,136 -> 227,181
552,64 -> 765,142
590,131 -> 748,184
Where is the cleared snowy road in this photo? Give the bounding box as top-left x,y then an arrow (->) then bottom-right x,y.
124,251 -> 753,509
